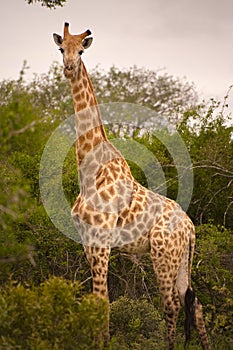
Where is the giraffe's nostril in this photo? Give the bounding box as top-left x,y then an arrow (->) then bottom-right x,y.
66,65 -> 74,71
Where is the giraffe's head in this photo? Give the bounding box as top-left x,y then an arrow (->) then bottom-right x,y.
53,22 -> 93,79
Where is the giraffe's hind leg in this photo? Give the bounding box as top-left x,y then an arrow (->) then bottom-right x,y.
194,296 -> 211,350
151,258 -> 181,350
176,249 -> 193,349
183,288 -> 211,350
163,284 -> 181,350
176,248 -> 211,350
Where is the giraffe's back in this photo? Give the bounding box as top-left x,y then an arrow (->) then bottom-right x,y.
114,182 -> 193,254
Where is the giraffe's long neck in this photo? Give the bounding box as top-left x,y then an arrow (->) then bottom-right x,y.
70,61 -> 107,166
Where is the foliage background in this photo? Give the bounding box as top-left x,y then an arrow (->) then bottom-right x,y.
0,61 -> 232,349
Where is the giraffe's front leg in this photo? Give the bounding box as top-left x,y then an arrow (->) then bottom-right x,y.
84,246 -> 110,297
84,245 -> 111,346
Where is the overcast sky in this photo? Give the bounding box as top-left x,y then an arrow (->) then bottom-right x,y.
1,0 -> 233,115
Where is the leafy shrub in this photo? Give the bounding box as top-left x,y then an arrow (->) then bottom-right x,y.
0,64 -> 232,350
109,296 -> 166,349
0,277 -> 108,350
193,224 -> 233,348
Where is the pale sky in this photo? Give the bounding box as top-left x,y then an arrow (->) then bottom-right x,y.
1,0 -> 233,115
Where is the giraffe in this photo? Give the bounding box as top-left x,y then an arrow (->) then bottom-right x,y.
53,22 -> 210,350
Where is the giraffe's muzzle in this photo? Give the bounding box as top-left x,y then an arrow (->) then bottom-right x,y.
64,64 -> 75,79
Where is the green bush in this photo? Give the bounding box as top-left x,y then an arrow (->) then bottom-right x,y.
193,224 -> 233,348
0,277 -> 108,350
0,65 -> 232,349
110,296 -> 166,349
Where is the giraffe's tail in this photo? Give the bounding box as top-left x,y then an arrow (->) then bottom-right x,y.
184,225 -> 196,348
184,287 -> 196,348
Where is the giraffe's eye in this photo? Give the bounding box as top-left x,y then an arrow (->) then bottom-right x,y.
59,48 -> 64,54
79,50 -> 84,56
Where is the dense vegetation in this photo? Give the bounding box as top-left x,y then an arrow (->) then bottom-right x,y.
0,63 -> 232,349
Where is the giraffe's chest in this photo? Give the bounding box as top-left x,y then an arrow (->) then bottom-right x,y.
71,185 -> 163,250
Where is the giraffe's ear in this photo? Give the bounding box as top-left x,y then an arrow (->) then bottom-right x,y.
82,37 -> 93,49
53,33 -> 63,46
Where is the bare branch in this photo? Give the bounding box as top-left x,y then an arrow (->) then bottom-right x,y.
0,245 -> 36,266
7,120 -> 37,139
0,204 -> 18,219
224,200 -> 233,226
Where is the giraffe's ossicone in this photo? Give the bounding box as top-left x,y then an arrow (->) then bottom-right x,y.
53,22 -> 211,350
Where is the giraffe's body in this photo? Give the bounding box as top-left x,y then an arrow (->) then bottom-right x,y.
53,23 -> 210,350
